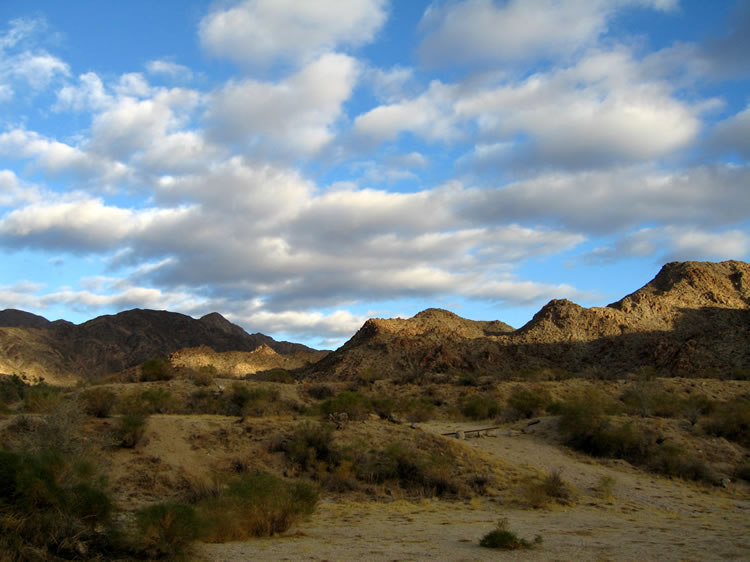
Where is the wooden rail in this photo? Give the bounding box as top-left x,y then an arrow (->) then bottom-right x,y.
441,426 -> 500,438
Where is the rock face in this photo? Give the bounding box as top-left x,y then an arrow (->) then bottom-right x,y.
170,344 -> 328,377
0,309 -> 321,383
308,261 -> 750,380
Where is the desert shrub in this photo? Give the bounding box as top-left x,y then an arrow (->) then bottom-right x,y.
79,387 -> 118,418
704,398 -> 750,446
523,468 -> 573,508
460,395 -> 500,420
736,462 -> 750,482
306,384 -> 335,400
23,382 -> 63,413
277,423 -> 339,472
115,412 -> 149,448
249,368 -> 295,383
399,397 -> 436,422
0,448 -> 116,559
320,391 -> 372,420
229,384 -> 281,417
134,502 -> 201,558
141,387 -> 175,414
370,395 -> 396,418
186,389 -> 225,414
199,473 -> 318,542
140,358 -> 174,382
505,386 -> 551,420
593,475 -> 617,499
0,374 -> 29,405
190,365 -> 217,386
681,394 -> 714,425
620,383 -> 680,417
356,442 -> 462,497
479,519 -> 542,550
557,389 -> 616,436
646,444 -> 714,482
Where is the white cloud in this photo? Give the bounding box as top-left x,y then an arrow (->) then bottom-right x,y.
419,0 -> 678,66
55,72 -> 111,111
207,53 -> 359,156
353,80 -> 460,144
199,0 -> 388,65
146,59 -> 193,80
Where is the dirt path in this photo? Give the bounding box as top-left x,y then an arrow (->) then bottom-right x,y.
193,420 -> 750,561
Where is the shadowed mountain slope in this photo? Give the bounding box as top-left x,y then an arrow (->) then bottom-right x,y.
308,261 -> 750,380
0,309 -> 319,383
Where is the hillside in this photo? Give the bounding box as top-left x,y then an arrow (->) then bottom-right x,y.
308,261 -> 750,379
0,309 -> 320,384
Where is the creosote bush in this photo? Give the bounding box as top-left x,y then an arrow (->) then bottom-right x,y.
199,473 -> 318,542
460,395 -> 500,420
139,358 -> 175,382
134,501 -> 201,558
479,519 -> 542,550
320,391 -> 372,420
79,386 -> 117,417
505,386 -> 551,420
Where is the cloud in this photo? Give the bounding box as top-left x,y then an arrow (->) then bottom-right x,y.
146,59 -> 193,80
697,1 -> 750,79
206,53 -> 359,156
199,0 -> 388,66
585,226 -> 750,264
711,104 -> 750,160
418,0 -> 677,67
0,18 -> 70,100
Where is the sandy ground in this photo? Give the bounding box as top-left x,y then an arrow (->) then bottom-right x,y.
192,421 -> 750,561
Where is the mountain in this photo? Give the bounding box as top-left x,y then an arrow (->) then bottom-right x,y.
307,261 -> 750,380
0,309 -> 320,384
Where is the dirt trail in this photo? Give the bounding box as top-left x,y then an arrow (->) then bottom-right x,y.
193,419 -> 750,561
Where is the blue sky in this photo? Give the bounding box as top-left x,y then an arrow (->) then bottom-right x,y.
0,0 -> 748,349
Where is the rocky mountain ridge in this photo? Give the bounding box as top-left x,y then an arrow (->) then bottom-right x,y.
309,261 -> 750,379
0,309 -> 319,384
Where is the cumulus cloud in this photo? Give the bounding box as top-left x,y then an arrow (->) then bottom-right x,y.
206,53 -> 359,156
419,0 -> 677,66
199,0 -> 388,66
146,59 -> 193,80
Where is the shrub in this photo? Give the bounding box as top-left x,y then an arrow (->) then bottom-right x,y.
0,448 -> 116,559
134,502 -> 201,558
523,468 -> 573,508
249,368 -> 295,383
277,423 -> 339,472
306,384 -> 335,400
141,387 -> 175,414
460,395 -> 500,420
399,397 -> 436,422
704,398 -> 750,447
620,383 -> 680,417
23,383 -> 63,413
79,387 -> 118,418
229,384 -> 281,417
116,412 -> 149,448
479,519 -> 542,550
320,391 -> 372,420
140,358 -> 174,382
593,475 -> 617,499
199,473 -> 318,542
190,365 -> 217,386
0,374 -> 29,405
505,386 -> 551,420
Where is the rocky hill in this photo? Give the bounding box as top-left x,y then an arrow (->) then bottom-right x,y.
308,261 -> 750,380
170,344 -> 328,377
0,309 -> 321,384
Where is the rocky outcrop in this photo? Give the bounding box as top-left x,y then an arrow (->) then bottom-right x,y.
170,344 -> 328,377
308,261 -> 750,380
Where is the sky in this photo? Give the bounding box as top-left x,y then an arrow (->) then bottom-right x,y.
0,0 -> 748,349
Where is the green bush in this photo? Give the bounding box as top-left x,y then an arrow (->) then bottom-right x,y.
306,384 -> 335,400
141,387 -> 175,414
399,397 -> 436,422
135,502 -> 201,558
23,383 -> 63,413
0,449 -> 116,559
320,391 -> 372,420
620,383 -> 680,417
479,519 -> 542,550
523,468 -> 573,508
249,368 -> 295,383
0,374 -> 29,405
704,398 -> 750,446
277,423 -> 339,472
505,386 -> 551,420
79,387 -> 118,418
140,358 -> 174,382
460,395 -> 500,420
199,473 -> 318,542
229,384 -> 281,417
